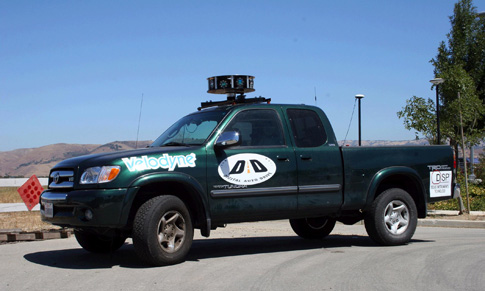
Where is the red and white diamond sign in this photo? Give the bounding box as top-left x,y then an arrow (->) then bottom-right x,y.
17,175 -> 43,211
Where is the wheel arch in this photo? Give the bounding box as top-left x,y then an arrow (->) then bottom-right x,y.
365,167 -> 427,218
121,172 -> 211,237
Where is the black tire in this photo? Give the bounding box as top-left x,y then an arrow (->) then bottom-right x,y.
364,188 -> 418,246
74,230 -> 126,253
133,195 -> 193,266
290,216 -> 336,239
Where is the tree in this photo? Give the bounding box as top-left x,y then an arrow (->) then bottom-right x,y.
398,0 -> 485,148
398,0 -> 485,214
397,96 -> 437,142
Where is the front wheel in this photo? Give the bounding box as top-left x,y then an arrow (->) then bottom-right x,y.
364,188 -> 418,246
133,195 -> 193,266
290,216 -> 336,239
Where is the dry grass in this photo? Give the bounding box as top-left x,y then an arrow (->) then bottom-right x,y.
0,187 -> 25,203
1,187 -> 57,231
0,212 -> 60,232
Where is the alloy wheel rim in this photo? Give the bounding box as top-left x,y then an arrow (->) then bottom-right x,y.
157,211 -> 186,253
384,200 -> 409,235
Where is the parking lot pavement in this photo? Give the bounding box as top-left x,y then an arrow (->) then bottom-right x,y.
1,222 -> 484,290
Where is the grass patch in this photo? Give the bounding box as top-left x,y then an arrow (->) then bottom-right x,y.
0,212 -> 60,232
428,175 -> 485,211
429,190 -> 485,211
1,187 -> 56,231
0,187 -> 25,203
0,186 -> 47,203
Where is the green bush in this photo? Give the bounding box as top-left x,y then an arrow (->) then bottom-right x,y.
428,172 -> 485,211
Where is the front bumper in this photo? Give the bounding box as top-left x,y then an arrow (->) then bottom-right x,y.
40,188 -> 129,228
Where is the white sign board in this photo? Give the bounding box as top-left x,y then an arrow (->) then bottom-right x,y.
429,170 -> 452,198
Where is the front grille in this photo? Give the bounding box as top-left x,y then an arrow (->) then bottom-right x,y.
49,170 -> 74,189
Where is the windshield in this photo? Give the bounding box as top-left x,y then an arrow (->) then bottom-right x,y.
151,110 -> 228,147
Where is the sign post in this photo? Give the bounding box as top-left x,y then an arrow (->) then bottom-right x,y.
17,175 -> 43,211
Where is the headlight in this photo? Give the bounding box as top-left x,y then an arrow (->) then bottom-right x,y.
80,166 -> 121,184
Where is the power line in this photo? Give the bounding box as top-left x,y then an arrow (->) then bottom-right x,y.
342,98 -> 357,146
135,93 -> 144,149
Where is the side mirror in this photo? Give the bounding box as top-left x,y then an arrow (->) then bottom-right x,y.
215,131 -> 240,147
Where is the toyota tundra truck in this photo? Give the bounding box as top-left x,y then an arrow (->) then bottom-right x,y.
40,75 -> 457,266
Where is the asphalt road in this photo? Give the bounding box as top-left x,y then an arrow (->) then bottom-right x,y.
1,221 -> 484,290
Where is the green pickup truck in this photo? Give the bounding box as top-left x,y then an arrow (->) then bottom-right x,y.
41,75 -> 457,265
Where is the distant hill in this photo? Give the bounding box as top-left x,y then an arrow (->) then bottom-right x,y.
338,140 -> 430,147
0,141 -> 152,177
0,139 -> 482,178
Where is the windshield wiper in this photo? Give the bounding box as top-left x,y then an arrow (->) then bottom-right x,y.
160,142 -> 190,147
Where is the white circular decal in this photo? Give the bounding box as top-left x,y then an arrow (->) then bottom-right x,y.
218,153 -> 277,185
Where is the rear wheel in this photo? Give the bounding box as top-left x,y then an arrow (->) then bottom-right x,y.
364,188 -> 417,245
133,195 -> 193,266
74,230 -> 126,253
290,216 -> 336,239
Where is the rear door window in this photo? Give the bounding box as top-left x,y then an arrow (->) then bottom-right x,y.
287,109 -> 327,147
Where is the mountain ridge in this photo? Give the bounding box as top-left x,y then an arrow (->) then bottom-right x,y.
0,141 -> 152,177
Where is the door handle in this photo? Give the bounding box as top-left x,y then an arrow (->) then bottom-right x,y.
300,155 -> 312,161
277,156 -> 289,162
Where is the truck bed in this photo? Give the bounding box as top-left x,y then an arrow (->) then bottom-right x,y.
340,145 -> 454,212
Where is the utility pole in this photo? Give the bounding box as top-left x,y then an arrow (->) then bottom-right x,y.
458,92 -> 471,214
430,78 -> 445,144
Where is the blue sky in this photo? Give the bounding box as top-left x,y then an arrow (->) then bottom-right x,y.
1,0 -> 482,151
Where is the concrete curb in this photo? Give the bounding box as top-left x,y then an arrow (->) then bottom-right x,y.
418,219 -> 485,229
427,210 -> 485,216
